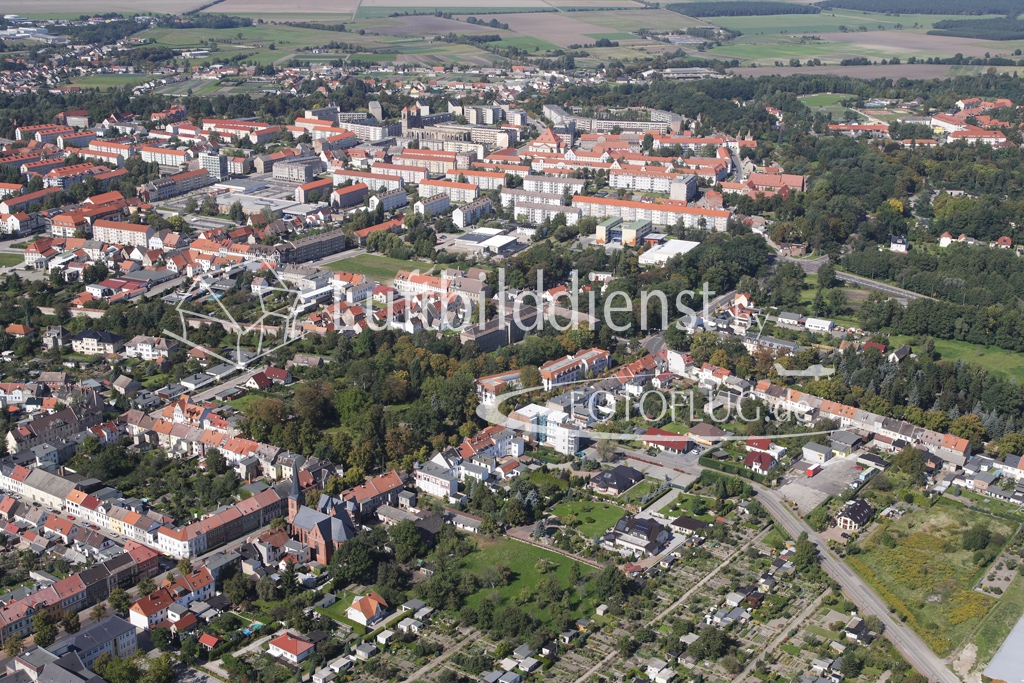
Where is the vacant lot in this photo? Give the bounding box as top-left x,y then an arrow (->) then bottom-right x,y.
847,499 -> 1016,656
551,499 -> 625,538
462,536 -> 596,621
323,254 -> 427,281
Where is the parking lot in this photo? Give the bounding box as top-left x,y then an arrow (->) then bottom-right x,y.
777,456 -> 862,512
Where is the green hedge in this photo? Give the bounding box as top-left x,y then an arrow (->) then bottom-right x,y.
698,456 -> 767,484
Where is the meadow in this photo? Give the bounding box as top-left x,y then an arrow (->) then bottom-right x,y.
323,254 -> 429,281
846,499 -> 1016,655
887,335 -> 1024,381
461,536 -> 597,621
551,499 -> 626,538
71,74 -> 156,91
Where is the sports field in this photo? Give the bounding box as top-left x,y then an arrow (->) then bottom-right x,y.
323,254 -> 428,281
71,74 -> 155,90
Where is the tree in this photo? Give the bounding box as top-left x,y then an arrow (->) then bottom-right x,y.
201,195 -> 218,216
177,558 -> 193,575
224,571 -> 252,607
61,610 -> 80,634
817,262 -> 838,289
32,611 -> 58,648
689,626 -> 728,660
962,524 -> 991,551
4,635 -> 22,658
180,637 -> 200,665
91,602 -> 108,622
109,588 -> 131,616
96,655 -> 142,683
281,559 -> 299,597
256,575 -> 278,601
229,200 -> 245,224
205,449 -> 227,475
145,653 -> 175,683
184,196 -> 198,214
151,626 -> 173,651
389,519 -> 425,563
137,576 -> 157,595
503,498 -> 527,527
793,532 -> 818,572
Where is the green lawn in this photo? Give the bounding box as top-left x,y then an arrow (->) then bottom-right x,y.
355,6 -> 549,18
551,499 -> 625,538
846,499 -> 1016,656
71,74 -> 155,90
888,335 -> 1024,382
702,10 -> 1003,34
228,393 -> 266,412
658,492 -> 717,523
323,253 -> 430,281
616,478 -> 665,505
0,254 -> 23,267
798,93 -> 852,107
973,570 -> 1024,670
462,536 -> 596,621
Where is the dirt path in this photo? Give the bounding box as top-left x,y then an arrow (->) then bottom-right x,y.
572,526 -> 772,683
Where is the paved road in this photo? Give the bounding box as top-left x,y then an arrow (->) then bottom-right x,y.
778,255 -> 931,304
834,270 -> 933,303
755,488 -> 959,683
601,445 -> 958,683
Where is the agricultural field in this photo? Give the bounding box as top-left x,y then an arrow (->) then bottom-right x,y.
206,0 -> 360,18
140,24 -> 362,65
461,536 -> 597,620
487,11 -> 646,48
569,8 -> 707,31
9,0 -> 202,17
699,10 -> 1005,34
846,499 -> 1017,656
550,499 -> 625,538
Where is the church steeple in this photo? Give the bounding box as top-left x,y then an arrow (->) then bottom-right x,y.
287,457 -> 303,523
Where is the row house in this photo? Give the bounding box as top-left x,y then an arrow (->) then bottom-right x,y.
539,347 -> 611,390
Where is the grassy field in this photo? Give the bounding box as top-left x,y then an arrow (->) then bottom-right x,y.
71,74 -> 154,91
462,536 -> 596,620
972,570 -> 1024,671
355,6 -> 550,18
887,335 -> 1024,382
492,36 -> 561,51
585,32 -> 639,41
323,253 -> 428,280
657,492 -> 717,523
141,24 -> 358,64
846,499 -> 1017,656
798,93 -> 851,107
551,499 -> 625,538
0,254 -> 23,267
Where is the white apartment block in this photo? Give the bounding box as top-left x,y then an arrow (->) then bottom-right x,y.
371,162 -> 427,184
523,176 -> 585,196
333,170 -> 403,193
418,179 -> 478,203
92,220 -> 154,248
139,146 -> 189,166
513,201 -> 581,227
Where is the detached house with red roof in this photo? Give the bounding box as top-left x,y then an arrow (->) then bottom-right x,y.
346,592 -> 389,627
269,632 -> 315,663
